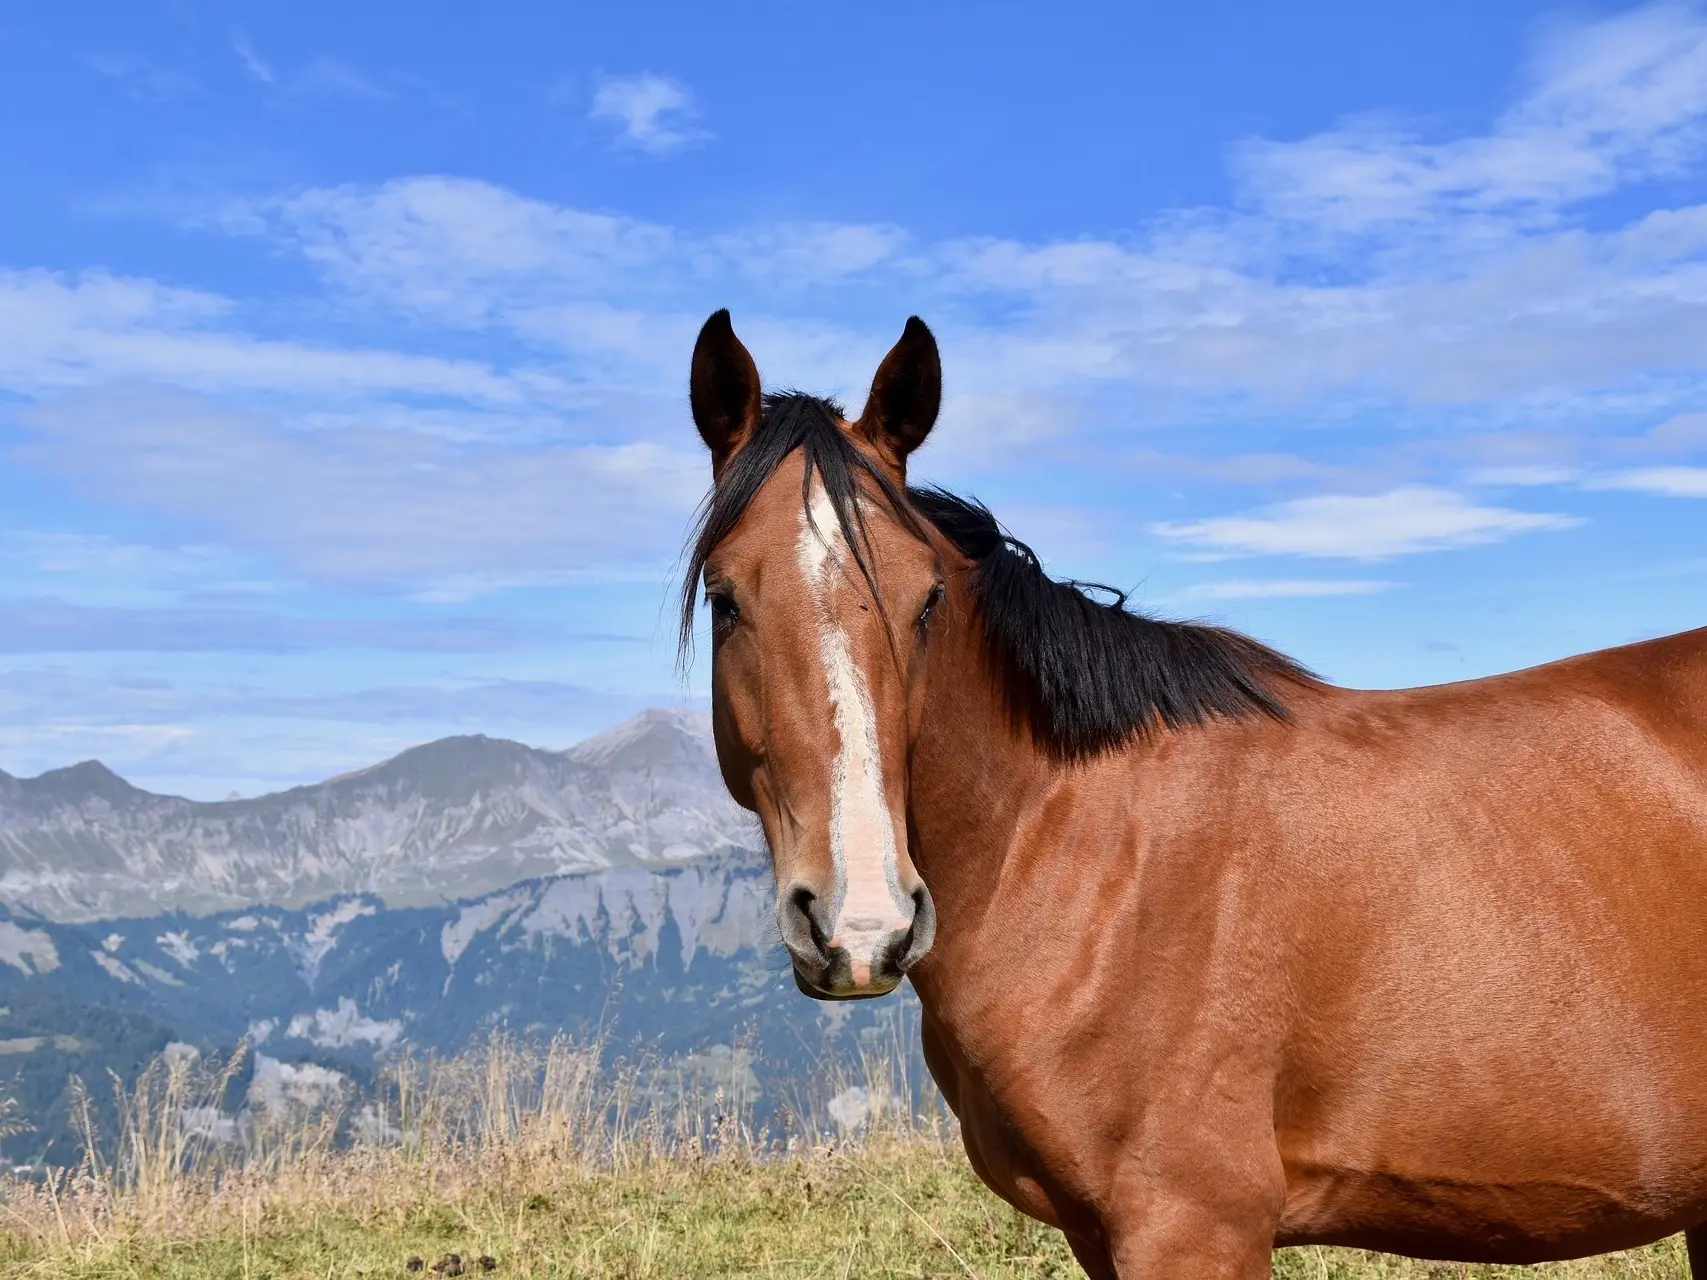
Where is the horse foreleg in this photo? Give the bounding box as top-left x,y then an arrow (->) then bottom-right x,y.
1105,1224 -> 1272,1277
1687,1223 -> 1707,1278
1100,1182 -> 1279,1279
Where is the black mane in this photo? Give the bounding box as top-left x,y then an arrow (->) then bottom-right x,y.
681,392 -> 1312,759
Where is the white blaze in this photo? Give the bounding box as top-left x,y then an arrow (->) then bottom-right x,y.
797,482 -> 910,979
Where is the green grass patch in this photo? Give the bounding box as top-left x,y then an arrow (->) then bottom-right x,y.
2,1143 -> 1690,1278
0,1038 -> 1691,1278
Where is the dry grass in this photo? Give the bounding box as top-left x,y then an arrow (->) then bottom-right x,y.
0,1037 -> 1691,1278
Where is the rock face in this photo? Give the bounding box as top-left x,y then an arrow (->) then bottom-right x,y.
0,851 -> 788,1065
0,855 -> 926,1164
0,711 -> 926,1165
0,710 -> 757,921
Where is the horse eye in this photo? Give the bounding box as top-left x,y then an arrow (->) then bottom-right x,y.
707,591 -> 741,624
917,584 -> 944,628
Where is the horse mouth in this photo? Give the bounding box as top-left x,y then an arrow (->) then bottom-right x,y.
791,967 -> 898,1002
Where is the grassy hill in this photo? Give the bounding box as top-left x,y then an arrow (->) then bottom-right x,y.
0,1040 -> 1690,1279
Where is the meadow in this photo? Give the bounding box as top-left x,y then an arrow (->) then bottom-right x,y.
0,1036 -> 1689,1279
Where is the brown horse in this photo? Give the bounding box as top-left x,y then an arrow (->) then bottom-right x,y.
681,309 -> 1707,1277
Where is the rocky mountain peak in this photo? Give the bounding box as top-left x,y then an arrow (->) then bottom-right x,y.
567,707 -> 715,771
11,759 -> 140,805
0,708 -> 755,922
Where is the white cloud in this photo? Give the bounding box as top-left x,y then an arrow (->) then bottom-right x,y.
231,34 -> 275,85
0,268 -> 542,404
8,4 -> 1707,602
210,10 -> 1707,419
225,39 -> 385,100
1181,579 -> 1397,600
16,384 -> 704,585
711,223 -> 909,287
1589,465 -> 1707,496
291,57 -> 390,101
88,53 -> 198,102
590,73 -> 707,156
932,202 -> 1707,408
287,998 -> 401,1049
1152,487 -> 1581,559
913,6 -> 1707,412
47,4 -> 1707,441
234,177 -> 907,332
1624,410 -> 1707,453
0,597 -> 573,653
245,177 -> 675,325
1232,3 -> 1707,233
1466,465 -> 1582,486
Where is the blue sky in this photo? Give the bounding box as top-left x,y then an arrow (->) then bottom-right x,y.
2,0 -> 1706,797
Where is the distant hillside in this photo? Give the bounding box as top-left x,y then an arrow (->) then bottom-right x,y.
0,709 -> 757,921
0,852 -> 918,1163
0,711 -> 928,1164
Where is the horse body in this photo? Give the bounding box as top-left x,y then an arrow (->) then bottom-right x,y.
909,622 -> 1707,1272
681,309 -> 1707,1275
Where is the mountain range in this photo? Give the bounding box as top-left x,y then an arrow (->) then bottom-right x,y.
0,709 -> 755,921
0,712 -> 912,1164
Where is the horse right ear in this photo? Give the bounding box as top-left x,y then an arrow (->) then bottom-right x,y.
690,309 -> 762,472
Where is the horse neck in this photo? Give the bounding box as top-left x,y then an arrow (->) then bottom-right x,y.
905,595 -> 1054,973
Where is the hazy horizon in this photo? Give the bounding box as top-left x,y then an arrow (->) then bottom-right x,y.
0,700 -> 714,802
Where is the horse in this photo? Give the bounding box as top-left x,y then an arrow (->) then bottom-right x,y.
680,308 -> 1707,1277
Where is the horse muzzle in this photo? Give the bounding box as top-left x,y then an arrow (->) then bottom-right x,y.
777,881 -> 936,1000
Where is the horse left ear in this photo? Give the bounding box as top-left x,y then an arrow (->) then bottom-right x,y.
858,316 -> 940,466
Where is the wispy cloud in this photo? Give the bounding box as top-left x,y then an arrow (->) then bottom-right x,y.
1180,579 -> 1397,600
1588,465 -> 1707,496
1235,6 -> 1707,235
1466,465 -> 1583,487
231,33 -> 275,85
1231,4 -> 1707,233
0,597 -> 600,654
87,53 -> 198,102
0,668 -> 647,728
291,56 -> 391,101
0,268 -> 543,403
589,72 -> 708,155
237,178 -> 675,325
13,4 -> 1707,599
1618,411 -> 1707,454
12,3 -> 1707,789
15,384 -> 703,586
226,37 -> 387,101
1152,487 -> 1581,559
202,5 -> 1707,434
0,671 -> 677,795
214,680 -> 653,727
915,6 -> 1707,417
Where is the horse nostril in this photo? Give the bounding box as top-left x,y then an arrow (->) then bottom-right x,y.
880,927 -> 913,977
781,883 -> 830,961
898,884 -> 937,971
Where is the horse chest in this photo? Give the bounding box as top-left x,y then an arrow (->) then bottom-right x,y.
919,1004 -> 1118,1232
927,1041 -> 1090,1229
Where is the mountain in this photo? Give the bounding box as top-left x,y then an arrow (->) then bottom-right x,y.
0,713 -> 921,1163
0,848 -> 780,1054
0,709 -> 756,921
0,858 -> 915,1163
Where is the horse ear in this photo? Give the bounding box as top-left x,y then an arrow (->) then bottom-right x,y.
858,316 -> 941,466
690,309 -> 762,471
